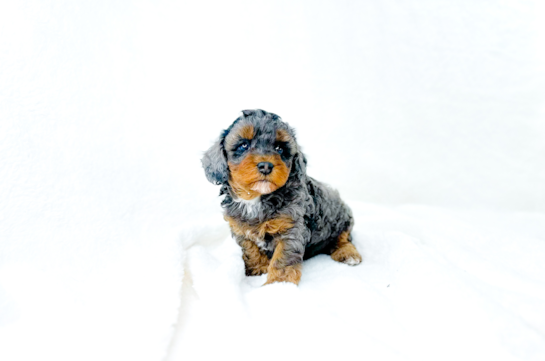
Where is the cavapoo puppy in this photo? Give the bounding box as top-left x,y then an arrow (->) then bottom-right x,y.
202,109 -> 362,285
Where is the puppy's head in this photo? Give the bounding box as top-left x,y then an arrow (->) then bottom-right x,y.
202,109 -> 306,200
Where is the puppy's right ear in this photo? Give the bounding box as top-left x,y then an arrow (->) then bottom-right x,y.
201,130 -> 229,185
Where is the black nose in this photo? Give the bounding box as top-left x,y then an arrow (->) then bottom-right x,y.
257,162 -> 274,175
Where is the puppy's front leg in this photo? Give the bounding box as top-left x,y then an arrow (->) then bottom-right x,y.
240,239 -> 270,276
264,223 -> 307,285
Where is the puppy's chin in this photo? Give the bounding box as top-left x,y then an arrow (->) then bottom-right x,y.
250,180 -> 277,194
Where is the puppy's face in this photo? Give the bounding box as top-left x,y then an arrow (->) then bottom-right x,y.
224,117 -> 296,200
202,110 -> 305,199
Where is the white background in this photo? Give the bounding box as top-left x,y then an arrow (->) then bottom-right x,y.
3,0 -> 543,215
1,1 -> 544,361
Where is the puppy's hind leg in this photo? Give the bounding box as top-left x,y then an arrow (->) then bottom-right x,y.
330,231 -> 362,266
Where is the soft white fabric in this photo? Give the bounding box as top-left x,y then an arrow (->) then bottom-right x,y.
168,203 -> 545,361
0,78 -> 185,360
0,2 -> 187,360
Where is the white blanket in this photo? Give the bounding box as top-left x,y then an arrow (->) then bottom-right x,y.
0,238 -> 182,361
167,202 -> 545,361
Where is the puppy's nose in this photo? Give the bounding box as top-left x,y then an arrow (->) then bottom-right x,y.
257,162 -> 274,175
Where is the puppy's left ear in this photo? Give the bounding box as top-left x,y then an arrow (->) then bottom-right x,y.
202,131 -> 229,185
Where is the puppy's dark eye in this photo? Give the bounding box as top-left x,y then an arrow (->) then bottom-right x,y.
275,145 -> 283,154
237,142 -> 249,152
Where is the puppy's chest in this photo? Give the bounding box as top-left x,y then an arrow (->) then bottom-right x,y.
224,214 -> 293,249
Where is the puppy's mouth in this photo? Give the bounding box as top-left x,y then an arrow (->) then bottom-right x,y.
250,180 -> 277,194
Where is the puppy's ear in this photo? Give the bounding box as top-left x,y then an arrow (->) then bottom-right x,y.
202,131 -> 229,185
292,150 -> 307,177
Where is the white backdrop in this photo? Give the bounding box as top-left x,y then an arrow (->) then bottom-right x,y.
2,0 -> 543,213
1,1 -> 545,361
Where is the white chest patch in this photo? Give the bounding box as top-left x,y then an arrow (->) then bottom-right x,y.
234,196 -> 262,218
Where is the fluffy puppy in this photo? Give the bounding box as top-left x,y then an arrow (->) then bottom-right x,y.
202,109 -> 362,285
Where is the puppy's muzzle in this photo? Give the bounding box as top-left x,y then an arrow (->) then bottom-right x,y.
257,162 -> 274,175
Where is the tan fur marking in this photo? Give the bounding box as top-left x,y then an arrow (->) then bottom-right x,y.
261,216 -> 294,236
276,129 -> 291,142
264,241 -> 302,285
224,214 -> 294,241
330,231 -> 362,265
225,215 -> 248,236
240,240 -> 270,276
239,125 -> 254,140
229,179 -> 262,200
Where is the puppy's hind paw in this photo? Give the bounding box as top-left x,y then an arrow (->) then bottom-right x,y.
342,256 -> 362,266
331,240 -> 362,266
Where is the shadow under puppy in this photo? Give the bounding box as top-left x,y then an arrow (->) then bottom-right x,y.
202,109 -> 362,285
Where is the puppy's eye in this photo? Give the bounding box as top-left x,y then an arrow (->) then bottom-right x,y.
237,142 -> 249,152
275,145 -> 283,154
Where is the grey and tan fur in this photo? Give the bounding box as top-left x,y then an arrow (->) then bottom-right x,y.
202,109 -> 362,285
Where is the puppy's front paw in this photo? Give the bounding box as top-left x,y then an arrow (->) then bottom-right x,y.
263,264 -> 302,285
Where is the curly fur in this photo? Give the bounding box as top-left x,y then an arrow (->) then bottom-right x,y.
202,109 -> 361,285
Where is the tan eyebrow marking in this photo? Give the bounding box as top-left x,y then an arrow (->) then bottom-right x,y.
239,125 -> 254,139
276,129 -> 291,142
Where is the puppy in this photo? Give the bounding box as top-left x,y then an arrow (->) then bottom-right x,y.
202,109 -> 362,285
